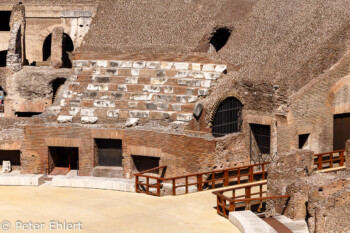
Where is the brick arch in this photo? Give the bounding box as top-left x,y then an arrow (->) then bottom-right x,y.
37,25 -> 73,61
326,75 -> 350,114
207,91 -> 243,126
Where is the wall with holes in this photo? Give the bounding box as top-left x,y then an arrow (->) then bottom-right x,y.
55,59 -> 227,130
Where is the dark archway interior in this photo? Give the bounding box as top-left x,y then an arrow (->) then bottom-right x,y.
0,50 -> 7,67
43,34 -> 52,61
42,33 -> 74,67
49,147 -> 79,173
51,77 -> 66,103
62,33 -> 74,68
0,11 -> 11,31
210,28 -> 232,52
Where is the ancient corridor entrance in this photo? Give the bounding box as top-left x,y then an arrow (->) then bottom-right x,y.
48,147 -> 78,175
0,150 -> 21,170
132,155 -> 160,173
94,139 -> 123,167
334,113 -> 350,150
42,33 -> 74,67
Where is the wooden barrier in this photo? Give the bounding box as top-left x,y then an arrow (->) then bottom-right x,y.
314,149 -> 346,171
212,181 -> 290,218
135,162 -> 269,197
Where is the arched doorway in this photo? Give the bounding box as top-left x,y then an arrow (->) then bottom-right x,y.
42,33 -> 74,68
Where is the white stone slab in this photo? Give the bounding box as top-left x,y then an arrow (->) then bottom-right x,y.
0,174 -> 45,186
52,176 -> 135,192
229,211 -> 277,233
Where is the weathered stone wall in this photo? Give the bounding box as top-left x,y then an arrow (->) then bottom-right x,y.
266,149 -> 350,233
277,50 -> 350,154
4,67 -> 71,116
266,149 -> 314,217
54,57 -> 226,129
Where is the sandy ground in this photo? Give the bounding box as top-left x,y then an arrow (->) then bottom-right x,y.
0,182 -> 249,233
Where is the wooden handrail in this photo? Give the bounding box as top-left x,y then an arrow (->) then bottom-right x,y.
313,149 -> 346,171
134,165 -> 167,175
314,149 -> 345,157
230,195 -> 290,203
162,162 -> 269,180
212,181 -> 290,218
135,162 -> 270,196
212,181 -> 268,195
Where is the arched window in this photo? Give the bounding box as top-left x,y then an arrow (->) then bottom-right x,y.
212,97 -> 242,138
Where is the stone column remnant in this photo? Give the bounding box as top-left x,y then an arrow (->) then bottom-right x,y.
51,27 -> 64,68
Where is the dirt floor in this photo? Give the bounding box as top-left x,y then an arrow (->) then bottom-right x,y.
0,183 -> 244,233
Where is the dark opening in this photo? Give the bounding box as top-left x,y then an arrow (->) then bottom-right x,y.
43,34 -> 52,61
212,97 -> 242,138
299,134 -> 310,149
0,150 -> 20,166
62,33 -> 74,68
334,113 -> 350,150
95,139 -> 123,167
210,28 -> 232,52
51,78 -> 66,103
48,147 -> 78,173
250,124 -> 271,154
15,112 -> 41,117
132,155 -> 160,173
0,86 -> 4,113
42,33 -> 74,67
0,50 -> 7,67
0,11 -> 11,31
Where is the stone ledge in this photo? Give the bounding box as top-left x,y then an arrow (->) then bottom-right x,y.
51,176 -> 135,192
0,174 -> 45,186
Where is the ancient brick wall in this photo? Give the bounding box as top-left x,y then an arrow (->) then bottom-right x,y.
277,52 -> 350,154
21,125 -> 216,177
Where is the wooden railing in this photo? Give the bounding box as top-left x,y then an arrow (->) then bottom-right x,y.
135,162 -> 269,197
212,181 -> 290,218
314,149 -> 346,171
135,165 -> 167,196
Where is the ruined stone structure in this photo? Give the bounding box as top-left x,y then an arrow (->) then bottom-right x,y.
0,0 -> 349,174
0,2 -> 350,229
266,149 -> 350,233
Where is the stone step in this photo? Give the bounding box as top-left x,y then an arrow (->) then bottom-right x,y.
64,90 -> 202,105
72,83 -> 207,96
229,210 -> 277,233
36,61 -> 51,67
273,216 -> 309,233
92,166 -> 123,178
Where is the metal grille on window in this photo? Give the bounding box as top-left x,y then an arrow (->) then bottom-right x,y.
212,97 -> 242,138
250,124 -> 271,154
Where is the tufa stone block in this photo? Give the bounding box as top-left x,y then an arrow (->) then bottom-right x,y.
107,110 -> 120,118
125,118 -> 139,127
81,116 -> 98,124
